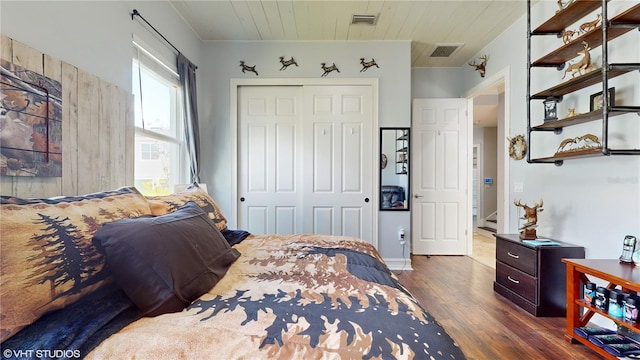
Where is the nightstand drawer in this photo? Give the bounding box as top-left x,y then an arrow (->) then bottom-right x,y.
496,238 -> 537,275
496,261 -> 537,304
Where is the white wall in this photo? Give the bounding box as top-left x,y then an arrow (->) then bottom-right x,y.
458,1 -> 640,258
1,1 -> 203,92
411,67 -> 463,98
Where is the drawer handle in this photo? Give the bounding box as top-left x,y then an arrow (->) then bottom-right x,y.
508,276 -> 520,284
507,252 -> 520,259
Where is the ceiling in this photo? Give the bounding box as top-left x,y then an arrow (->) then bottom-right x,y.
170,0 -> 527,68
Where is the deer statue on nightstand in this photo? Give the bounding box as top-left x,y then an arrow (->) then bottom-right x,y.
514,199 -> 544,240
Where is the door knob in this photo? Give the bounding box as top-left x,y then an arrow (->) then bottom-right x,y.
240,197 -> 245,202
364,198 -> 370,203
414,194 -> 424,198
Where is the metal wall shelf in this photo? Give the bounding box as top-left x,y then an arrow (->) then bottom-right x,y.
526,0 -> 640,165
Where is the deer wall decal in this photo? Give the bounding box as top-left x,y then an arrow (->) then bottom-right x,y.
320,62 -> 340,77
279,57 -> 298,71
239,61 -> 258,76
359,58 -> 379,72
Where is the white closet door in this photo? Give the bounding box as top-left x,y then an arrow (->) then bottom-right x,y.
238,84 -> 374,245
238,86 -> 303,235
302,85 -> 374,243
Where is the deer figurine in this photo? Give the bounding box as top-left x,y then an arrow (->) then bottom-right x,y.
562,29 -> 578,44
468,55 -> 487,77
359,58 -> 379,72
514,199 -> 544,239
556,0 -> 573,12
239,61 -> 258,76
279,56 -> 298,71
562,41 -> 592,79
320,62 -> 340,77
579,14 -> 601,34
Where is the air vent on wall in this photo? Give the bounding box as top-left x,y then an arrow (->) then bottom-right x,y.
429,43 -> 464,58
351,14 -> 377,25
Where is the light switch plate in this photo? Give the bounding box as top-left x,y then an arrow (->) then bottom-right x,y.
514,182 -> 523,193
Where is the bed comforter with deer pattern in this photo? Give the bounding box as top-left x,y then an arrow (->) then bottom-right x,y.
84,234 -> 465,360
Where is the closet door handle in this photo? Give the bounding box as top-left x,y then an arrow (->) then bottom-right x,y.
507,252 -> 519,259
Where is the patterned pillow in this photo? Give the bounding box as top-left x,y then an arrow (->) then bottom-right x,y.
0,187 -> 152,342
145,183 -> 227,231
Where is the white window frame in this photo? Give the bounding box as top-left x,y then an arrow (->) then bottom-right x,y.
132,39 -> 187,195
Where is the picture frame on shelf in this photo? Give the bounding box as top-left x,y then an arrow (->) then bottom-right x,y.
590,87 -> 615,112
543,97 -> 559,122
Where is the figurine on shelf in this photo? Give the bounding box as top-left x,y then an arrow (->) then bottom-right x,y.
555,133 -> 602,154
562,41 -> 593,79
579,14 -> 601,34
562,29 -> 578,44
556,0 -> 573,12
566,108 -> 579,117
543,97 -> 559,121
514,199 -> 544,240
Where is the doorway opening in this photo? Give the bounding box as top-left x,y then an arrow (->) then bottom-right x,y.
466,68 -> 510,265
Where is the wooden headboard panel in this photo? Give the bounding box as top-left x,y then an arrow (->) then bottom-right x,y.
0,35 -> 134,198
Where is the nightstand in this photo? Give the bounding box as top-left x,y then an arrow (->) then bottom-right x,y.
493,234 -> 585,317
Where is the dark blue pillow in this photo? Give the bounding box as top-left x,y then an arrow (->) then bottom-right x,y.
93,202 -> 240,317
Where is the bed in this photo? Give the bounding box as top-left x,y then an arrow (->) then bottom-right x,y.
1,186 -> 466,359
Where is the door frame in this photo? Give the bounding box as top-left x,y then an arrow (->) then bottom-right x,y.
229,78 -> 380,248
473,143 -> 483,231
464,67 -> 511,242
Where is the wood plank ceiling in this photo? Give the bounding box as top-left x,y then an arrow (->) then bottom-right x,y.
170,0 -> 528,68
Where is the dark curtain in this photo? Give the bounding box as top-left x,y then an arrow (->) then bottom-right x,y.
177,54 -> 201,183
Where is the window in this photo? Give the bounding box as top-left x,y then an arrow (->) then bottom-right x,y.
132,41 -> 186,196
140,143 -> 161,160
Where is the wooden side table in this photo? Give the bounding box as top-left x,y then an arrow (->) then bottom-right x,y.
563,259 -> 640,359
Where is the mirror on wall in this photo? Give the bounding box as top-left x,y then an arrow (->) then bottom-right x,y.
380,128 -> 409,211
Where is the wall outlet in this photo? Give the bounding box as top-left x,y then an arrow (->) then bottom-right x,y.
399,228 -> 405,245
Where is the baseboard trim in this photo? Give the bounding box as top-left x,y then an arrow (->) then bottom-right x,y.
384,257 -> 413,271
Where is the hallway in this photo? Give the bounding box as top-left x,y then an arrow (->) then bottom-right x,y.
471,233 -> 495,269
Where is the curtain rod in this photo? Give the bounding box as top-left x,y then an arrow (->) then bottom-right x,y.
131,9 -> 182,57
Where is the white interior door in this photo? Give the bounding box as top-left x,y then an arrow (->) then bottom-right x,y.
238,86 -> 303,235
302,85 -> 373,243
412,98 -> 468,255
238,84 -> 374,244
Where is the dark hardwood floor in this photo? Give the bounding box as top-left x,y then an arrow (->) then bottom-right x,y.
396,255 -> 603,360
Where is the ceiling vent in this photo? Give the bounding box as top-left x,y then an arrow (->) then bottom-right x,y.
351,14 -> 377,25
429,43 -> 464,58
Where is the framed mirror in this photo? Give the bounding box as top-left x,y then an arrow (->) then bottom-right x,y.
380,128 -> 409,211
